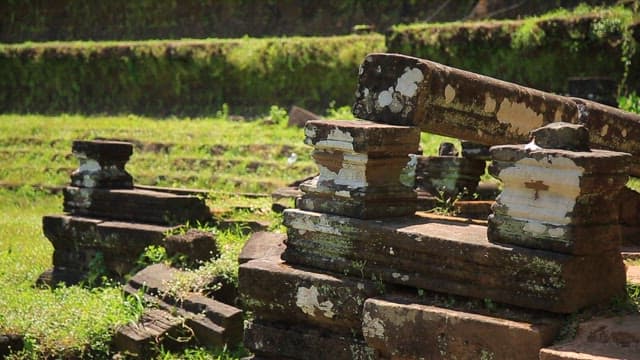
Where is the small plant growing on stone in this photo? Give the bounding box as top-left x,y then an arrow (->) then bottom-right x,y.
430,186 -> 467,216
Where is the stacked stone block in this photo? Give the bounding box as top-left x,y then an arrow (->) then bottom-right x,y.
40,140 -> 212,284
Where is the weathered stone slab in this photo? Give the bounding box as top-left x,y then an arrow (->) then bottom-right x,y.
244,320 -> 375,360
70,140 -> 133,188
239,256 -> 379,332
529,122 -> 590,151
238,231 -> 286,264
414,155 -> 485,197
113,308 -> 183,356
488,145 -> 629,255
362,295 -> 561,360
352,53 -> 640,175
539,315 -> 640,360
63,186 -> 211,225
283,209 -> 626,313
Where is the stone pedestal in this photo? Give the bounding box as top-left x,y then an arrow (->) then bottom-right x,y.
488,123 -> 631,255
297,120 -> 420,219
70,140 -> 133,188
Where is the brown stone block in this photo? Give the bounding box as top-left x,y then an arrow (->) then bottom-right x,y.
113,308 -> 183,357
239,257 -> 379,332
539,315 -> 640,360
164,229 -> 219,264
352,53 -> 640,175
283,209 -> 626,313
362,295 -> 561,360
63,186 -> 211,225
244,320 -> 374,360
238,231 -> 286,264
304,120 -> 420,156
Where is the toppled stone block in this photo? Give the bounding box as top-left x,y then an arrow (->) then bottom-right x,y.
529,122 -> 590,151
414,155 -> 485,197
124,263 -> 243,348
283,208 -> 626,313
244,320 -> 374,360
299,120 -> 420,218
70,140 -> 133,188
288,105 -> 321,128
352,53 -> 640,176
362,295 -> 561,360
539,315 -> 640,360
113,308 -> 184,357
488,144 -> 630,255
238,231 -> 286,264
239,256 -> 379,333
63,186 -> 211,225
164,229 -> 219,265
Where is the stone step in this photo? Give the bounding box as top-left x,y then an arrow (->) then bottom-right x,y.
238,231 -> 286,264
362,294 -> 561,360
539,315 -> 640,360
62,186 -> 211,225
244,320 -> 374,360
283,209 -> 626,313
239,256 -> 379,333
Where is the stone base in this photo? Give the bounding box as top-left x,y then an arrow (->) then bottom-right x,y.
283,209 -> 626,313
244,321 -> 374,360
363,294 -> 561,360
63,186 -> 211,225
539,315 -> 640,360
240,256 -> 379,332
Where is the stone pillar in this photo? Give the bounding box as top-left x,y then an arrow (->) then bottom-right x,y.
70,140 -> 133,188
297,120 -> 421,219
488,122 -> 630,255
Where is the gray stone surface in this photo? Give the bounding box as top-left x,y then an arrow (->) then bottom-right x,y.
529,122 -> 590,151
238,231 -> 286,264
70,140 -> 133,188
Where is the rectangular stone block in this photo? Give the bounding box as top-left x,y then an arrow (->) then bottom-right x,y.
239,256 -> 379,333
244,320 -> 374,360
113,308 -> 183,356
363,295 -> 561,360
63,186 -> 211,225
283,209 -> 626,313
238,231 -> 287,264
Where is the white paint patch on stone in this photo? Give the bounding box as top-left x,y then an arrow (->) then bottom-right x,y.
498,156 -> 584,226
315,128 -> 356,151
79,159 -> 101,173
622,128 -> 628,138
318,164 -> 339,182
335,190 -> 351,198
357,283 -> 365,290
362,312 -> 385,339
296,285 -> 335,319
82,175 -> 97,188
287,212 -> 343,236
444,84 -> 456,104
305,125 -> 317,139
554,109 -> 564,122
377,87 -> 394,108
600,124 -> 609,137
389,247 -> 395,255
396,67 -> 423,98
523,222 -> 547,235
496,99 -> 544,136
548,227 -> 565,238
484,93 -> 497,113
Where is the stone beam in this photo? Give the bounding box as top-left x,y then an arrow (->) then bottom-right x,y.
353,53 -> 640,175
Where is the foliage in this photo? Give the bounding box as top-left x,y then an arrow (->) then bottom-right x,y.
0,35 -> 385,116
387,5 -> 638,94
619,92 -> 640,114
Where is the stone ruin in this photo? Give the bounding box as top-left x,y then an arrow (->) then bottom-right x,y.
39,140 -> 243,356
239,53 -> 640,359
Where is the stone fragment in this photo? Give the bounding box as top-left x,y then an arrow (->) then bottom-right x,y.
363,295 -> 561,360
461,141 -> 491,161
70,140 -> 133,188
539,315 -> 640,360
244,321 -> 374,360
0,334 -> 24,358
63,186 -> 211,225
164,229 -> 219,265
238,231 -> 286,264
288,105 -> 322,127
113,308 -> 183,356
488,145 -> 630,255
283,208 -> 626,313
239,256 -> 378,332
352,53 -> 640,176
299,120 -> 420,218
414,155 -> 485,197
529,122 -> 590,151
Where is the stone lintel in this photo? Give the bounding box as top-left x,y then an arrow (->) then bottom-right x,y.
282,209 -> 626,313
239,256 -> 379,332
352,53 -> 640,176
363,295 -> 561,360
72,140 -> 133,162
